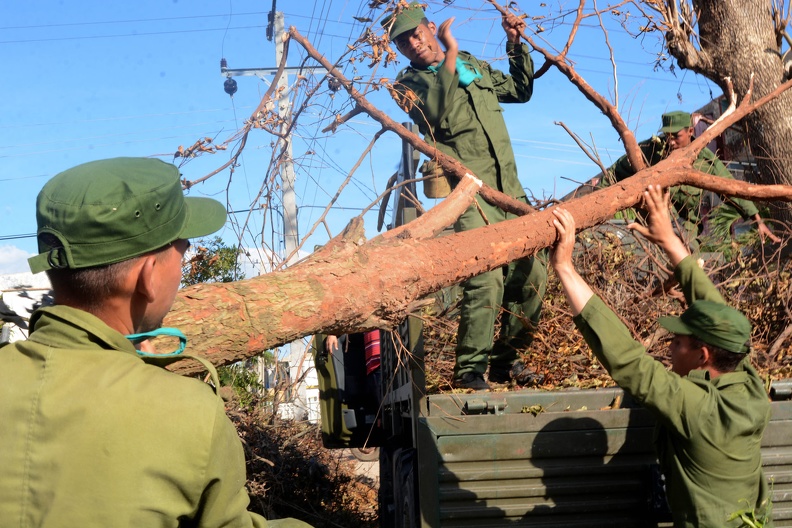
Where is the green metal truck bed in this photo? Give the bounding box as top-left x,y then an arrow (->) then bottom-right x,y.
415,388 -> 792,527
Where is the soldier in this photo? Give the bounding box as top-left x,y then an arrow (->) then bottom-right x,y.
383,2 -> 547,390
601,111 -> 779,247
0,158 -> 310,527
550,185 -> 771,526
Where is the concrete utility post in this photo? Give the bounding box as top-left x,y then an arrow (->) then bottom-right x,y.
220,10 -> 300,264
273,11 -> 299,262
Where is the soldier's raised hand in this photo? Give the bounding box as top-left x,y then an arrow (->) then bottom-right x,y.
501,12 -> 525,44
437,18 -> 458,73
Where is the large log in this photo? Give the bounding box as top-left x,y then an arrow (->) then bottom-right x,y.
165,161 -> 792,375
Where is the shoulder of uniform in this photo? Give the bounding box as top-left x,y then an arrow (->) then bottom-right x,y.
459,50 -> 485,68
395,65 -> 421,82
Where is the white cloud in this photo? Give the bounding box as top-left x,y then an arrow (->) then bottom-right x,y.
0,245 -> 34,275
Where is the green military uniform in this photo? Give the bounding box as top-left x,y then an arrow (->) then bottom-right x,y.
394,44 -> 547,380
572,256 -> 771,526
0,305 -> 307,528
603,136 -> 760,244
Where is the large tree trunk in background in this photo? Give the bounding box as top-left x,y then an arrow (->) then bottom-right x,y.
666,0 -> 792,224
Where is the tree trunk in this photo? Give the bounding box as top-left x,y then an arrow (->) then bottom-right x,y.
667,0 -> 792,224
165,160 -> 792,376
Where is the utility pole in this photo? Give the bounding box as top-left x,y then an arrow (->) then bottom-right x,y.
220,10 -> 305,265
272,11 -> 299,263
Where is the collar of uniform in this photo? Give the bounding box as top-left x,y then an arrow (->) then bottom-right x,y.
28,305 -> 139,357
686,361 -> 750,389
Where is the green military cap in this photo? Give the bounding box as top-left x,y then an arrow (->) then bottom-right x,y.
28,157 -> 227,273
381,1 -> 427,39
659,300 -> 751,354
659,111 -> 692,134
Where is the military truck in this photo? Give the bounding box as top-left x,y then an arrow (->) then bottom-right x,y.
313,131 -> 792,527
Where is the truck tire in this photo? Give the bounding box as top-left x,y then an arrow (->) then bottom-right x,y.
350,446 -> 380,462
393,448 -> 418,528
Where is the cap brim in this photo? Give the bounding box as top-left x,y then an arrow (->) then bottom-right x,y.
658,315 -> 694,336
179,197 -> 227,240
660,125 -> 685,134
392,19 -> 421,38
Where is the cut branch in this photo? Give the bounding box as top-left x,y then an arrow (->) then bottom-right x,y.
164,158 -> 792,375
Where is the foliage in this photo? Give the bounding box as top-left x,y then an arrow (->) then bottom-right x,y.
218,361 -> 267,411
421,222 -> 792,393
699,204 -> 750,260
181,236 -> 245,287
229,405 -> 378,528
727,496 -> 773,527
179,236 -> 268,410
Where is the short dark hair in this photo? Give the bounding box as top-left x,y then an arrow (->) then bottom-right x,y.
690,336 -> 745,372
44,233 -> 171,310
47,260 -> 139,310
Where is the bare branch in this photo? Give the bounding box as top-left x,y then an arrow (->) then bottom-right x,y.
321,105 -> 366,133
592,0 -> 619,109
485,0 -> 646,175
182,37 -> 292,189
377,175 -> 482,242
682,74 -> 792,162
556,121 -> 610,176
291,129 -> 387,264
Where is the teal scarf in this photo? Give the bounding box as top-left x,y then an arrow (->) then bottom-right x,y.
428,56 -> 482,87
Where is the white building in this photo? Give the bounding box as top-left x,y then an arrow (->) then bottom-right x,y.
0,272 -> 52,345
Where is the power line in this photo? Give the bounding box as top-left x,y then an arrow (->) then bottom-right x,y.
0,233 -> 36,241
0,25 -> 268,45
0,11 -> 269,30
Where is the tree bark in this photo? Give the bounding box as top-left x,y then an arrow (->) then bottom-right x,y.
665,0 -> 792,223
165,163 -> 792,376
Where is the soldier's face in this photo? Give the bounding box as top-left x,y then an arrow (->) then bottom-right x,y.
669,334 -> 705,376
138,239 -> 191,333
394,22 -> 444,68
666,127 -> 694,151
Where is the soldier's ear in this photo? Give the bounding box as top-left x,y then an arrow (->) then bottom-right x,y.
426,21 -> 437,34
699,344 -> 711,368
134,254 -> 158,303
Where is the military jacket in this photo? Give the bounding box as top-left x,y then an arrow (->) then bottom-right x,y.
573,257 -> 771,527
604,137 -> 759,230
0,305 -> 307,528
394,43 -> 533,199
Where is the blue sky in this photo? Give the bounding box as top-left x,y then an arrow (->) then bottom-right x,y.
0,0 -> 721,275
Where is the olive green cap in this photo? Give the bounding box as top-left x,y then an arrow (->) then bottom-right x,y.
381,1 -> 426,39
659,300 -> 751,354
659,111 -> 692,134
28,157 -> 227,273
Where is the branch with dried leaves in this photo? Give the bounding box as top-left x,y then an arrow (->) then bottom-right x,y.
181,36 -> 291,189
161,11 -> 792,375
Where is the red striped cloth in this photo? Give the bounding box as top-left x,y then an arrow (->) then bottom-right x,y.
363,330 -> 381,375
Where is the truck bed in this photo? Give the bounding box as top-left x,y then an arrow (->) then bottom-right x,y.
415,387 -> 792,527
